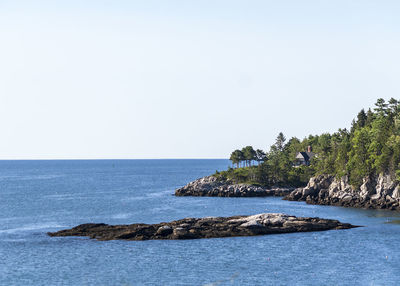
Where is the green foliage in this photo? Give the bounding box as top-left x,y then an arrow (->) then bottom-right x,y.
229,150 -> 243,168
222,98 -> 400,188
229,146 -> 262,168
255,149 -> 267,164
242,146 -> 257,166
275,132 -> 286,151
347,128 -> 372,186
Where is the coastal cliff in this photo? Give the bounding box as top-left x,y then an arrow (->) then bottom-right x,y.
175,176 -> 294,197
285,174 -> 400,210
48,213 -> 356,241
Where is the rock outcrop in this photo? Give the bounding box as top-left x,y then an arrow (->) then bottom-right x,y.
175,176 -> 294,197
47,213 -> 357,241
284,174 -> 400,210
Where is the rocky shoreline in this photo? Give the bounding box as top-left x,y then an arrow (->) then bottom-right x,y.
284,174 -> 400,210
175,176 -> 294,197
47,213 -> 357,241
174,173 -> 400,211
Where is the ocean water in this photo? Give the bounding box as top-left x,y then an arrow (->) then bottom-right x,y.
1,159 -> 400,286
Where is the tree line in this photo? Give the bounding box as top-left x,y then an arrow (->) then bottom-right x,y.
217,98 -> 400,188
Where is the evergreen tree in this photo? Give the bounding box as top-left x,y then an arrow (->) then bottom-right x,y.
242,146 -> 257,166
275,132 -> 286,152
229,149 -> 243,168
348,128 -> 372,186
388,98 -> 399,114
255,149 -> 266,164
374,98 -> 388,115
356,109 -> 367,128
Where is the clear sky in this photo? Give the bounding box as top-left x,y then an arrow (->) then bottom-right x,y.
0,0 -> 399,159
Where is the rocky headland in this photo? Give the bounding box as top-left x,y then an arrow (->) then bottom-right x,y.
175,176 -> 294,197
47,213 -> 357,241
285,174 -> 400,210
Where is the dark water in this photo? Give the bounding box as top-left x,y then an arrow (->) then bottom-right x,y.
0,160 -> 399,285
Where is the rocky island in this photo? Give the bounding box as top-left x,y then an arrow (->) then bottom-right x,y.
175,176 -> 294,197
176,98 -> 400,212
47,213 -> 357,241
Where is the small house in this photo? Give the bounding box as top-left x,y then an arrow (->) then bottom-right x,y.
295,146 -> 315,166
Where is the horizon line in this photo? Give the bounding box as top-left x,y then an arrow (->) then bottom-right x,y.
0,158 -> 229,161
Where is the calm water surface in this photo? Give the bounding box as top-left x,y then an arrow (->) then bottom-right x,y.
0,159 -> 399,285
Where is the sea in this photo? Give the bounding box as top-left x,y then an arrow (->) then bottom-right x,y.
0,159 -> 399,285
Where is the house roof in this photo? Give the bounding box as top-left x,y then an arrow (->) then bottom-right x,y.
306,152 -> 315,159
296,152 -> 315,161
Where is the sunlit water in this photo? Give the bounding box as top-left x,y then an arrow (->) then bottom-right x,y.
0,160 -> 399,285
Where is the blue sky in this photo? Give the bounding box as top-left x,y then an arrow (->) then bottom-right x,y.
0,1 -> 399,159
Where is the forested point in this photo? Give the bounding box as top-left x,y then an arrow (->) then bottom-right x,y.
215,98 -> 400,188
